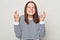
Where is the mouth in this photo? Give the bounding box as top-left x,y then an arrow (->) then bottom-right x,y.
28,10 -> 33,13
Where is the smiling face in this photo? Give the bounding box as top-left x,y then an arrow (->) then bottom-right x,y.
24,1 -> 39,24
26,3 -> 35,16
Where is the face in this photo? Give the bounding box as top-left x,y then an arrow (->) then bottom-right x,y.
27,3 -> 35,16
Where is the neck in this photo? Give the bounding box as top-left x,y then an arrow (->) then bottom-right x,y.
28,15 -> 33,18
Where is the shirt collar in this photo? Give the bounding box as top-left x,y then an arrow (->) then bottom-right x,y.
28,17 -> 33,20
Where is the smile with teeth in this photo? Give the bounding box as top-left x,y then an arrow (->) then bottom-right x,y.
28,9 -> 33,13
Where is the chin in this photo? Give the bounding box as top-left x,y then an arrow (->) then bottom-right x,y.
28,13 -> 34,15
28,14 -> 34,16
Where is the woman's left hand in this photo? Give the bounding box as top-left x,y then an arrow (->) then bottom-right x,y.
40,11 -> 46,21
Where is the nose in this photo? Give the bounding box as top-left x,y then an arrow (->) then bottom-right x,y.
30,8 -> 33,11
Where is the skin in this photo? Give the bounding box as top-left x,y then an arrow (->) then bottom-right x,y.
14,3 -> 46,22
27,3 -> 35,18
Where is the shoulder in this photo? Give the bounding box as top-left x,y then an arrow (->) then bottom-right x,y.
19,15 -> 24,18
20,15 -> 24,17
19,15 -> 24,21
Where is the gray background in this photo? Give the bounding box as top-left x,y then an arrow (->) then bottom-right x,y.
0,0 -> 60,40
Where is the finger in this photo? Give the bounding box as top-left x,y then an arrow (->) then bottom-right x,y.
43,11 -> 46,15
17,14 -> 19,17
15,10 -> 17,14
14,14 -> 18,19
17,13 -> 19,16
43,11 -> 46,16
43,11 -> 45,13
14,11 -> 17,17
40,14 -> 43,18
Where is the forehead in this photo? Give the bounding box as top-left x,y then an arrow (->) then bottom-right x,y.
27,3 -> 34,7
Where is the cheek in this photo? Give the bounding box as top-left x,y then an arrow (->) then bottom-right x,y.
27,8 -> 35,13
27,8 -> 29,13
26,8 -> 36,15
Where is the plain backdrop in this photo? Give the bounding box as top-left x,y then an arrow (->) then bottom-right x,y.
0,0 -> 60,40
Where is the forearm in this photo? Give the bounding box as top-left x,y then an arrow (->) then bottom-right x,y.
39,21 -> 45,38
14,24 -> 22,39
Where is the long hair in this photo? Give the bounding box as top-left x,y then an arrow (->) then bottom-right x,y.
24,1 -> 39,24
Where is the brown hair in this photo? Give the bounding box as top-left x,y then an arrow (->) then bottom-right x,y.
24,1 -> 39,24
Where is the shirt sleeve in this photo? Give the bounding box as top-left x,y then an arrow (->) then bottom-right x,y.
39,21 -> 45,38
39,21 -> 45,24
14,15 -> 23,39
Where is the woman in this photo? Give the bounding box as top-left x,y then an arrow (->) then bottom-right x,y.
14,1 -> 46,40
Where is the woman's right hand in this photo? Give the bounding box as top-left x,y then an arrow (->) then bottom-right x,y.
14,11 -> 19,22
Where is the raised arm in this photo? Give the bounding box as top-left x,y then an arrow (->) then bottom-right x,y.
14,10 -> 22,39
39,11 -> 46,38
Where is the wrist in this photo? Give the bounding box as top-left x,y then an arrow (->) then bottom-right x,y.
39,21 -> 45,24
40,19 -> 44,21
14,20 -> 19,22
